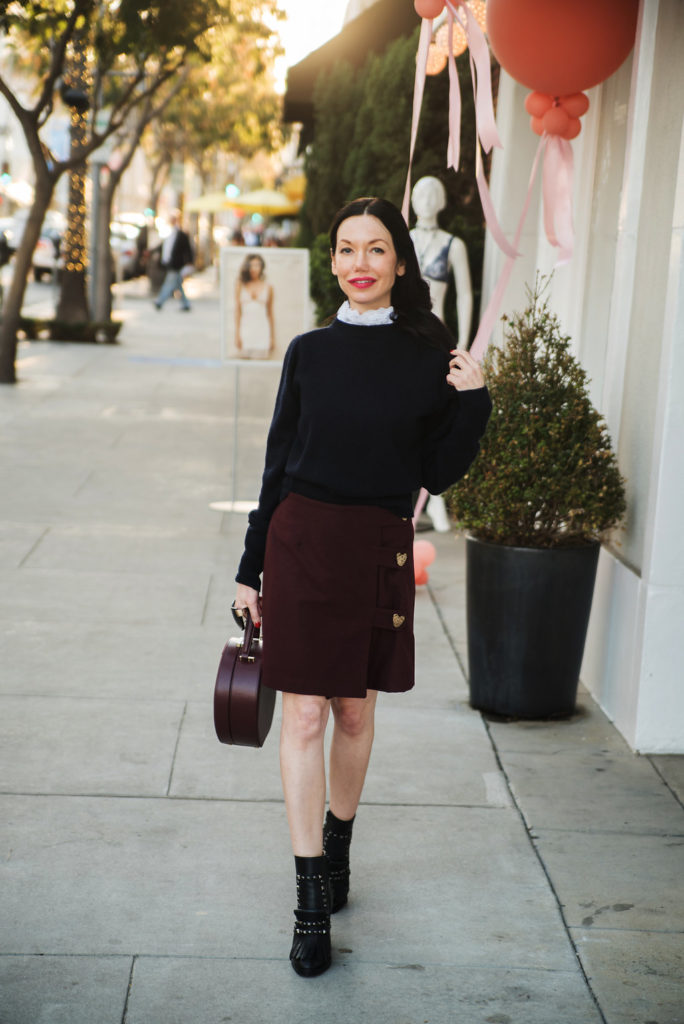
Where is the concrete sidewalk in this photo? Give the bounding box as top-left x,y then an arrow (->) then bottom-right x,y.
1,271 -> 682,1024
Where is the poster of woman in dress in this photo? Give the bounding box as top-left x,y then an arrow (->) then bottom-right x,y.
235,254 -> 275,359
220,246 -> 311,363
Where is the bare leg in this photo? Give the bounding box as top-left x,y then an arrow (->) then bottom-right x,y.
280,692 -> 331,856
328,690 -> 379,820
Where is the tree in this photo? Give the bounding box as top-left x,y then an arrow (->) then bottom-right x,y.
0,0 -> 221,384
146,1 -> 283,265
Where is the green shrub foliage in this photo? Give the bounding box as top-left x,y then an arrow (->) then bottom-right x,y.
447,279 -> 626,547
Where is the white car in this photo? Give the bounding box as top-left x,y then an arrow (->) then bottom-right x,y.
5,210 -> 66,281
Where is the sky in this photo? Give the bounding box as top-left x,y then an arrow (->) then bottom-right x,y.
273,0 -> 350,92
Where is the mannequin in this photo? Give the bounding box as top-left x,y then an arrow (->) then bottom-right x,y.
411,176 -> 474,533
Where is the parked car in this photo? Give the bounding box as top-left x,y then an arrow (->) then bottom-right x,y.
110,214 -> 160,281
110,220 -> 142,280
4,210 -> 65,281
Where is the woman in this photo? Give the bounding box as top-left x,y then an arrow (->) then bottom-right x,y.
233,197 -> 491,978
235,253 -> 275,359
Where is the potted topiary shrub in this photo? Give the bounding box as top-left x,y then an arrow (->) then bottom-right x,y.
446,278 -> 626,718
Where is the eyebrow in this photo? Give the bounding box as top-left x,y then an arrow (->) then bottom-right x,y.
338,238 -> 388,245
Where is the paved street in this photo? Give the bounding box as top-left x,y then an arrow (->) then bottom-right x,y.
0,270 -> 682,1024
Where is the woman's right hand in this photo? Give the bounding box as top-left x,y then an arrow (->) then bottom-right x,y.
233,583 -> 261,628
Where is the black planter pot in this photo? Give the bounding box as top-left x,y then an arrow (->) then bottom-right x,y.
466,536 -> 600,718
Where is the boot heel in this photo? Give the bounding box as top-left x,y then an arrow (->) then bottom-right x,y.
289,856 -> 332,978
323,810 -> 354,914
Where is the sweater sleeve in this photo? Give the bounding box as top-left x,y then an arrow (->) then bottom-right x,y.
420,384 -> 492,496
235,338 -> 300,590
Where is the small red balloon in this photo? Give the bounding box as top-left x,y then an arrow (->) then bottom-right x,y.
561,117 -> 582,140
543,105 -> 570,136
415,566 -> 429,586
525,91 -> 553,118
413,539 -> 436,567
414,0 -> 445,17
559,92 -> 590,118
530,115 -> 545,136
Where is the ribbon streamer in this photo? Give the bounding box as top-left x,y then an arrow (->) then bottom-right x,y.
403,1 -> 516,266
470,132 -> 575,362
402,17 -> 433,223
543,136 -> 574,264
446,7 -> 461,172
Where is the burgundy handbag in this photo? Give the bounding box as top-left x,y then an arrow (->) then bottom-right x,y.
213,610 -> 276,747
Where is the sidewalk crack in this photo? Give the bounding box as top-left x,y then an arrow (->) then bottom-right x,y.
18,526 -> 50,567
482,717 -> 608,1024
120,955 -> 136,1024
166,703 -> 187,798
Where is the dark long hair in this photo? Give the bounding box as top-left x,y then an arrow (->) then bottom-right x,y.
240,253 -> 265,283
329,197 -> 454,352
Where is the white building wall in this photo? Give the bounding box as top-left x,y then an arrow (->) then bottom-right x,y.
481,0 -> 684,752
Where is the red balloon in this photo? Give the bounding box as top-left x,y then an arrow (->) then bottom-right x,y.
415,566 -> 429,586
414,0 -> 445,18
561,117 -> 582,140
559,92 -> 590,118
525,91 -> 553,118
413,539 -> 436,567
530,115 -> 545,137
543,105 -> 570,136
486,0 -> 639,95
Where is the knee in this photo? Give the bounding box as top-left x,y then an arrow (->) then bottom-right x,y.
283,696 -> 328,745
333,700 -> 373,739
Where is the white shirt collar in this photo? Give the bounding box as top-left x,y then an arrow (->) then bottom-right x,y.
336,300 -> 394,326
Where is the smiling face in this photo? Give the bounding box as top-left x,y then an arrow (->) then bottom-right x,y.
331,214 -> 406,312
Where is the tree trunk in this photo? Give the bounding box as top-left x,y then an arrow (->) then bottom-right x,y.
93,168 -> 115,323
56,49 -> 90,325
0,179 -> 54,384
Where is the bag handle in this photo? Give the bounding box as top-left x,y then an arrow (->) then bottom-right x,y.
238,608 -> 261,662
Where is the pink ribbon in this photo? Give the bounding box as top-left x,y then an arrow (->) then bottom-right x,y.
543,136 -> 574,264
450,1 -> 500,154
402,17 -> 433,223
404,2 -> 517,260
446,7 -> 461,172
412,486 -> 429,530
470,133 -> 575,362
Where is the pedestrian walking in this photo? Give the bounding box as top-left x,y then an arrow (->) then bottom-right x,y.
154,210 -> 193,311
232,196 -> 492,978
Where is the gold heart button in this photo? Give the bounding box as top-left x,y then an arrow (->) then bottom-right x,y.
396,552 -> 408,567
393,613 -> 405,629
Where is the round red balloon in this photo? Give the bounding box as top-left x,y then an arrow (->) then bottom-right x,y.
413,539 -> 436,567
486,0 -> 639,95
560,92 -> 590,118
561,117 -> 582,140
530,115 -> 544,137
414,0 -> 445,18
543,105 -> 570,136
415,566 -> 429,586
525,91 -> 553,118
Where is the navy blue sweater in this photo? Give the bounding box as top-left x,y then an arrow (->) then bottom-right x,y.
236,318 -> 492,590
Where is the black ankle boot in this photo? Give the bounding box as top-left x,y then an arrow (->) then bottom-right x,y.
323,810 -> 355,914
289,855 -> 331,978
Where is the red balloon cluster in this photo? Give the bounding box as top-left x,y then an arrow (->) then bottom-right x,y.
414,0 -> 446,18
413,539 -> 436,586
525,91 -> 590,141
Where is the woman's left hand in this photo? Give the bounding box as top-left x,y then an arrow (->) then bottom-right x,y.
446,349 -> 485,391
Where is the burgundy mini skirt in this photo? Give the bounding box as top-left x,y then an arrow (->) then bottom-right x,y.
261,492 -> 415,698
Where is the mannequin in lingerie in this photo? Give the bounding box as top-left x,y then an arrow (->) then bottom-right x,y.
410,176 -> 474,532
